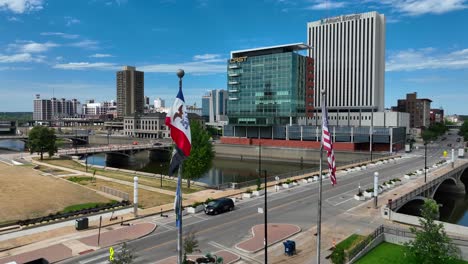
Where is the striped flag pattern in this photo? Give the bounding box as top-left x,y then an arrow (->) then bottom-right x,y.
321,98 -> 337,185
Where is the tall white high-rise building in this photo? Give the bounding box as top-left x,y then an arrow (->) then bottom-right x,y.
307,11 -> 385,112
154,97 -> 165,108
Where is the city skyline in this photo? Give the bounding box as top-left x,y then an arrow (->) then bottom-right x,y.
0,0 -> 468,114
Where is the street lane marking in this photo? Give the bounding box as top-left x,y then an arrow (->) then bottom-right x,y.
208,241 -> 262,264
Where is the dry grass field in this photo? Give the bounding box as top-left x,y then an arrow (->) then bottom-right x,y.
41,157 -> 203,194
64,176 -> 175,209
0,163 -> 110,224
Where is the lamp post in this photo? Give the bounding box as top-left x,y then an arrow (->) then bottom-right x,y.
374,172 -> 379,209
262,169 -> 268,264
160,163 -> 163,188
424,141 -> 427,183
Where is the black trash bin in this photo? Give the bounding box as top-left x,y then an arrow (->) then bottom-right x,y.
283,240 -> 296,256
75,217 -> 89,230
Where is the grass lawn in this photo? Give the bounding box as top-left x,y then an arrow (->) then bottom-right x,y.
0,163 -> 110,223
336,234 -> 365,251
64,176 -> 175,209
34,164 -> 69,175
61,201 -> 117,213
356,242 -> 468,264
41,158 -> 203,194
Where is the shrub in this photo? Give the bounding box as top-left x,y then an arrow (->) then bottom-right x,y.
205,198 -> 213,204
191,201 -> 203,208
331,248 -> 345,264
365,188 -> 374,193
245,188 -> 253,194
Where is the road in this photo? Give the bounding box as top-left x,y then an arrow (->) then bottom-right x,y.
54,131 -> 467,263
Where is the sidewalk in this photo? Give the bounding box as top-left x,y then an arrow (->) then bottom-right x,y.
0,154 -> 406,263
0,223 -> 156,264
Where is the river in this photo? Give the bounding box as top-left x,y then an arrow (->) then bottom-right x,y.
3,139 -> 468,227
84,151 -> 317,186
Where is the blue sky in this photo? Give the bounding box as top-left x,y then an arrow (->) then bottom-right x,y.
0,0 -> 467,115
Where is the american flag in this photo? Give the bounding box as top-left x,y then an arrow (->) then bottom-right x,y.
321,97 -> 337,185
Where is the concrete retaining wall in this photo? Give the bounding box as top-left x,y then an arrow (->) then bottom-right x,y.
389,211 -> 468,235
214,144 -> 382,164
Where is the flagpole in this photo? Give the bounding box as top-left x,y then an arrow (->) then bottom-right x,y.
316,89 -> 326,264
177,164 -> 183,264
176,69 -> 184,264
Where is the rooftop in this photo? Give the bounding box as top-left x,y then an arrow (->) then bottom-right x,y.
231,43 -> 311,58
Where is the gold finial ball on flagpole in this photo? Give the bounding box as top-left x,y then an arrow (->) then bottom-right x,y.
176,69 -> 185,79
321,88 -> 326,95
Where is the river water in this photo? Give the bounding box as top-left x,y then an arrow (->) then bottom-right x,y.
2,139 -> 468,227
84,151 -> 317,186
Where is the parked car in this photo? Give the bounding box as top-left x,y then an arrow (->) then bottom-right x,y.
132,141 -> 138,145
204,198 -> 234,215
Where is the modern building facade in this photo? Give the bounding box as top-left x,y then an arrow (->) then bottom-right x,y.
202,89 -> 228,124
116,66 -> 144,118
227,43 -> 311,132
393,92 -> 432,128
33,95 -> 81,121
430,108 -> 444,125
154,98 -> 165,109
307,11 -> 386,117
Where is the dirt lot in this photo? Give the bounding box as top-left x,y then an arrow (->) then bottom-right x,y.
64,176 -> 174,209
0,163 -> 110,224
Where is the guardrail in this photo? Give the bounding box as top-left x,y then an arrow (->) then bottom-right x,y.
57,143 -> 171,155
389,161 -> 468,211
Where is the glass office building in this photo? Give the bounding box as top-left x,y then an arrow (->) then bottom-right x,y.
227,43 -> 312,128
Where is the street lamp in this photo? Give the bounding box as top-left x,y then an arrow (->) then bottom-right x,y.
160,163 -> 163,188
374,171 -> 379,209
424,141 -> 427,183
260,169 -> 268,264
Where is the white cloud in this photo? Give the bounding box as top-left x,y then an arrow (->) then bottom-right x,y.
70,39 -> 99,49
139,61 -> 226,74
7,16 -> 20,21
8,41 -> 58,53
306,0 -> 347,10
89,53 -> 113,58
53,62 -> 119,70
0,53 -> 43,63
64,16 -> 80,26
386,48 -> 468,71
381,0 -> 467,16
0,66 -> 31,70
0,0 -> 43,13
40,32 -> 79,39
193,54 -> 221,61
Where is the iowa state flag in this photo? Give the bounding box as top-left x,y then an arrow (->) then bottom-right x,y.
165,87 -> 192,157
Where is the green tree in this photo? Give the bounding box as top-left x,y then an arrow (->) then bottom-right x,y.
182,122 -> 214,188
405,199 -> 460,264
183,231 -> 199,264
421,130 -> 436,143
28,126 -> 57,160
109,242 -> 134,264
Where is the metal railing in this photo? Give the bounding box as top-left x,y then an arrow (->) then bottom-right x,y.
348,225 -> 468,262
100,186 -> 129,200
212,153 -> 396,190
389,162 -> 468,211
347,225 -> 385,261
57,143 -> 171,155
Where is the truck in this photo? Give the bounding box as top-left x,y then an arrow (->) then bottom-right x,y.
405,144 -> 411,153
458,148 -> 465,158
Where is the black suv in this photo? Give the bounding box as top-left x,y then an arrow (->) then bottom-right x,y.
204,198 -> 234,215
